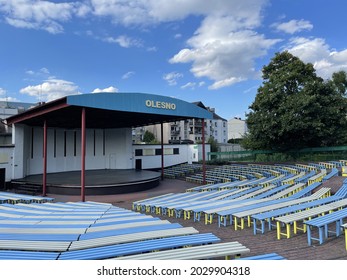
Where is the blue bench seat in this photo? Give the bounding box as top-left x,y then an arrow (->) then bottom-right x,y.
0,250 -> 60,260
252,195 -> 341,235
322,168 -> 338,182
335,185 -> 347,198
305,207 -> 347,245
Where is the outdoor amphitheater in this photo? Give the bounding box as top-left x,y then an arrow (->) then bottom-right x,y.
1,161 -> 347,260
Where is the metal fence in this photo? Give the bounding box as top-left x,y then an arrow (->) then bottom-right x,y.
208,146 -> 347,163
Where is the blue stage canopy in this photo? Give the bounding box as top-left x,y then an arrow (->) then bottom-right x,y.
6,92 -> 213,128
67,92 -> 212,119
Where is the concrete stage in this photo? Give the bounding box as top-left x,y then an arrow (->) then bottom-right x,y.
11,169 -> 161,195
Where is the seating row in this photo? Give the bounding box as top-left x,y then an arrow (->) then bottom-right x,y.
114,241 -> 250,260
0,199 -> 252,260
0,191 -> 54,204
275,198 -> 347,240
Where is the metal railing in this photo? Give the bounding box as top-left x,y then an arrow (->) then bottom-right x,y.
208,146 -> 347,163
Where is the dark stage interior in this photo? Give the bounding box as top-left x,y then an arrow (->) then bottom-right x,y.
11,169 -> 161,195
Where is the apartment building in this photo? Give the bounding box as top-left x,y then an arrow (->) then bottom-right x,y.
138,102 -> 228,144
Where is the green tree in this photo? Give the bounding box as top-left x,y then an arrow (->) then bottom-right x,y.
207,137 -> 219,152
143,130 -> 156,143
243,51 -> 347,150
331,70 -> 347,96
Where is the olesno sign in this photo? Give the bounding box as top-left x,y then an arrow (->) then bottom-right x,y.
145,100 -> 176,110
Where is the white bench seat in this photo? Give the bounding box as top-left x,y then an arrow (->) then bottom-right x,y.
232,196 -> 314,230
59,233 -> 219,260
114,241 -> 250,260
86,220 -> 171,233
69,227 -> 199,251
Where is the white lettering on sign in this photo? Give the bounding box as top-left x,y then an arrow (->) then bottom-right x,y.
145,100 -> 176,110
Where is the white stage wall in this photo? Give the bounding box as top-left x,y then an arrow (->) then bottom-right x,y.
6,124 -> 210,181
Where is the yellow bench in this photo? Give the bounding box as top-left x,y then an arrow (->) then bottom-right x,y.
343,223 -> 347,250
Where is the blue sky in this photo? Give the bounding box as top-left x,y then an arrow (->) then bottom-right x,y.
1,0 -> 347,121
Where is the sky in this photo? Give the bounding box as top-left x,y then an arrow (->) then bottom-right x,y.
1,0 -> 347,121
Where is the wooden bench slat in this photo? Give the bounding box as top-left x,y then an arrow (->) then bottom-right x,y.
59,233 -> 220,260
304,208 -> 347,245
114,241 -> 250,260
69,227 -> 199,251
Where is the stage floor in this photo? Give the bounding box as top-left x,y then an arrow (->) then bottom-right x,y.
12,169 -> 161,195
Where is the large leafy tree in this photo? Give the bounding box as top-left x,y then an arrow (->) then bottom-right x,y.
143,130 -> 156,143
243,51 -> 347,150
331,70 -> 347,96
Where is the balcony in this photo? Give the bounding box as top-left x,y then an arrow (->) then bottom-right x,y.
171,130 -> 181,136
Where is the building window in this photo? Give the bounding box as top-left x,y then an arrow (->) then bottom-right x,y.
135,148 -> 179,156
143,149 -> 155,156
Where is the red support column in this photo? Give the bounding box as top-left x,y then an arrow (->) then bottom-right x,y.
202,119 -> 206,185
81,108 -> 86,202
42,120 -> 47,197
161,122 -> 164,180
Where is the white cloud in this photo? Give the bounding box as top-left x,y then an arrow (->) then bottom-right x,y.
273,19 -> 313,34
104,35 -> 143,48
285,37 -> 347,79
40,67 -> 50,74
181,82 -> 196,89
25,70 -> 35,75
92,86 -> 119,93
243,85 -> 258,94
26,67 -> 51,76
146,46 -> 158,52
147,0 -> 277,89
122,71 -> 135,80
170,22 -> 280,89
0,0 -> 267,36
163,72 -> 183,86
285,37 -> 330,62
209,77 -> 246,90
0,0 -> 89,33
89,0 -> 266,27
0,1 -> 275,90
0,88 -> 6,96
0,96 -> 19,102
0,88 -> 18,102
20,79 -> 80,101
